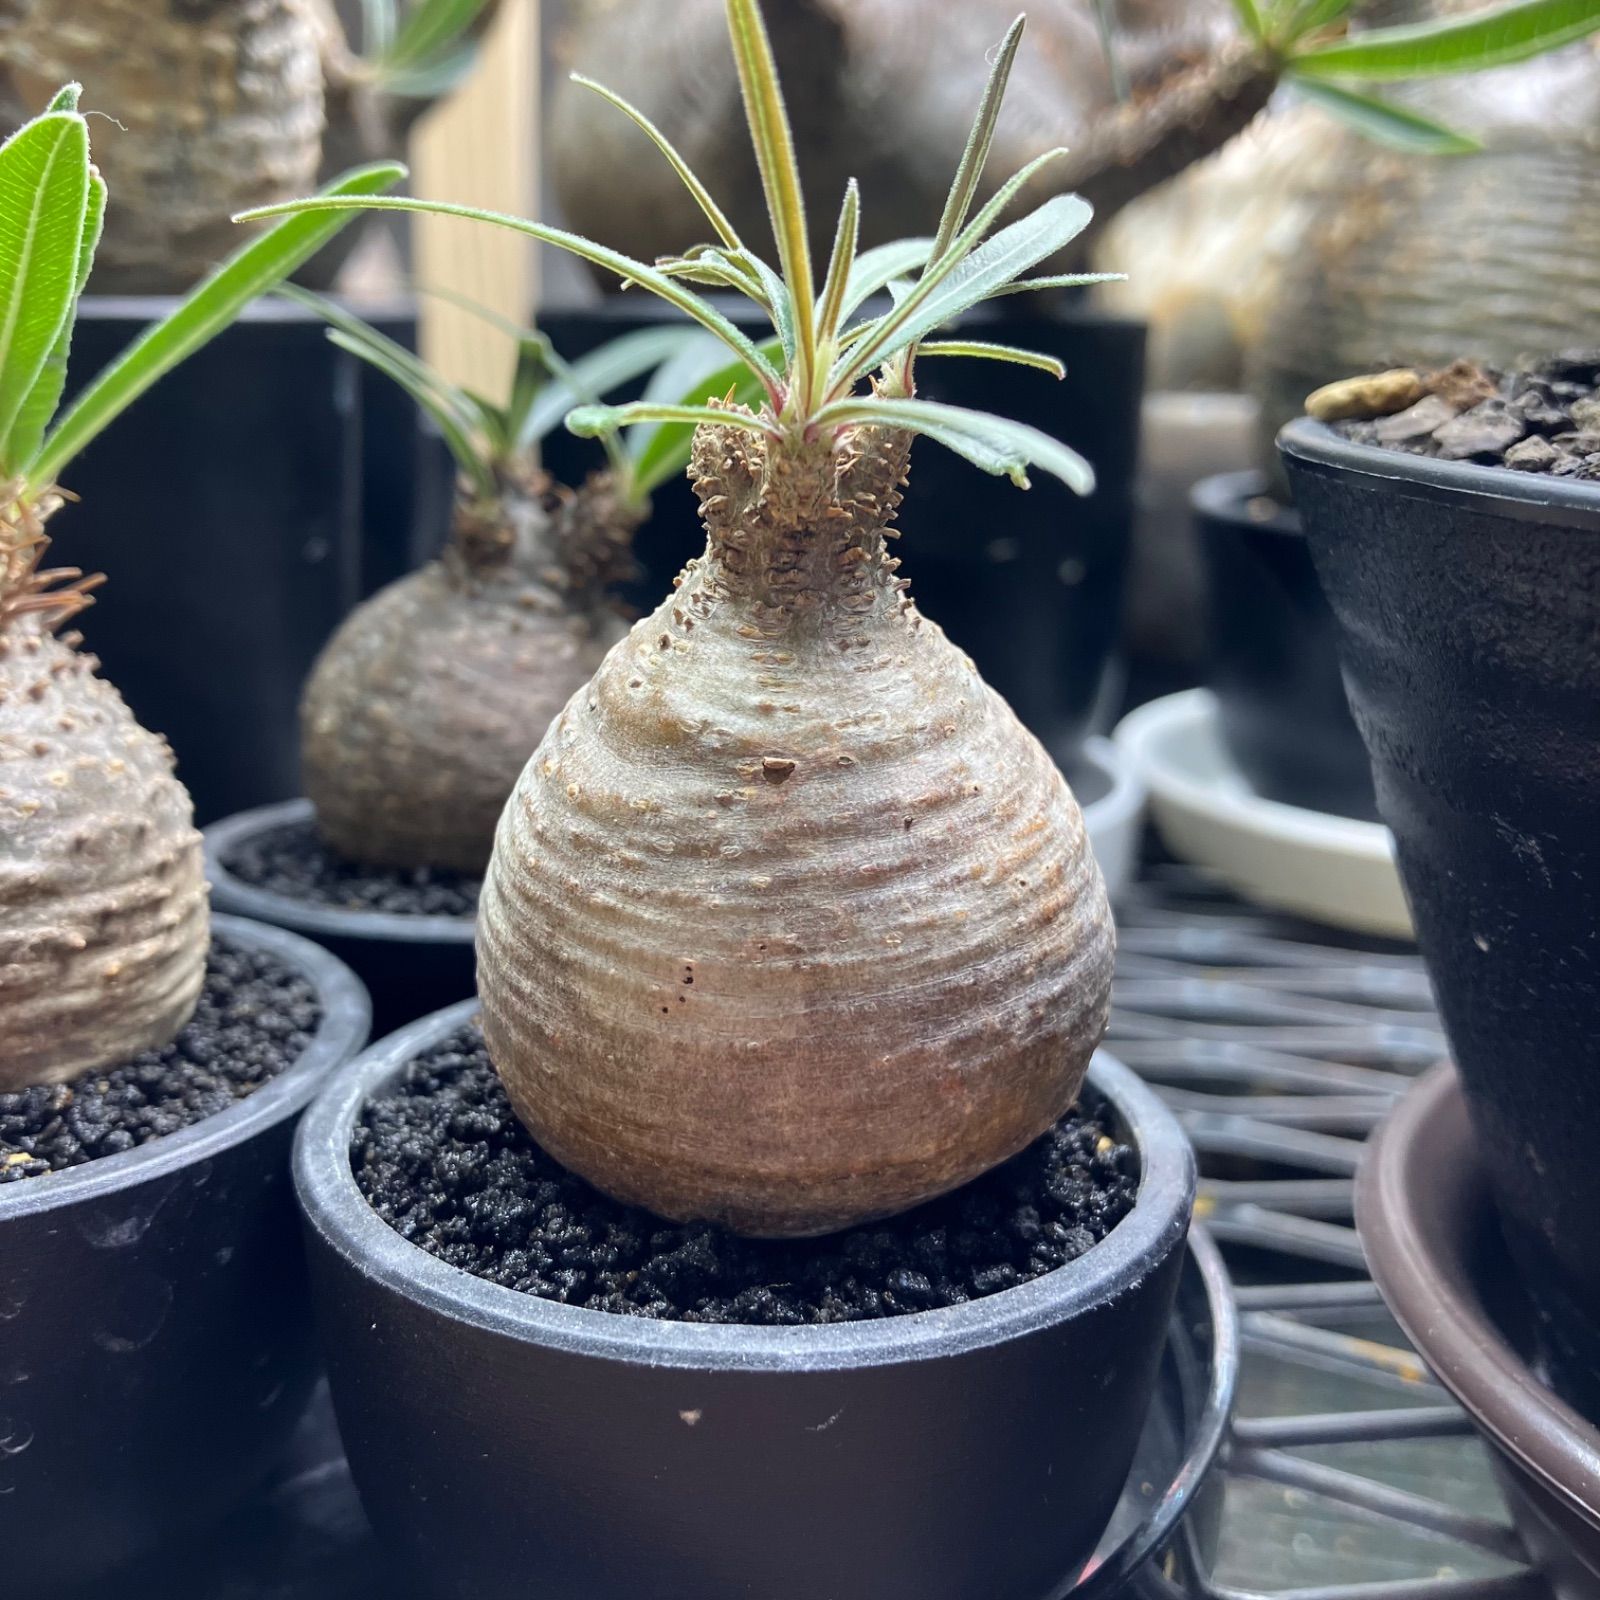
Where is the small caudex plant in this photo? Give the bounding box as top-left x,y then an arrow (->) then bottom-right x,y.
290,296 -> 700,873
0,85 -> 395,1092
244,1 -> 1129,1238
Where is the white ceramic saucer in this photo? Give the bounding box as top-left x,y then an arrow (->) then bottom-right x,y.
1113,689 -> 1412,939
1074,735 -> 1147,907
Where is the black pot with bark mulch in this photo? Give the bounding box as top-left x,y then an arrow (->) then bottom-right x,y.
293,1000 -> 1196,1600
1194,468 -> 1378,821
1281,391 -> 1600,1420
0,916 -> 370,1593
204,799 -> 477,1039
64,298 -> 442,825
540,296 -> 1144,765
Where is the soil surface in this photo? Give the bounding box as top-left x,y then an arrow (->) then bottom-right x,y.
222,818 -> 480,918
1,938 -> 321,1181
1327,353 -> 1600,477
354,1024 -> 1138,1325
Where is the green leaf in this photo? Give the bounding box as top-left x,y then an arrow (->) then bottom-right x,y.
570,73 -> 743,251
1283,0 -> 1354,37
930,14 -> 1025,261
1232,0 -> 1267,41
515,324 -> 703,450
989,270 -> 1126,297
566,400 -> 774,442
7,165 -> 104,475
234,193 -> 785,398
47,84 -> 83,113
0,103 -> 91,478
383,0 -> 495,71
916,340 -> 1066,378
360,0 -> 398,56
725,0 -> 816,400
835,190 -> 1093,389
814,395 -> 1095,495
32,161 -> 404,487
1291,0 -> 1600,80
814,179 -> 860,352
1289,76 -> 1481,152
380,44 -> 481,99
840,238 -> 935,318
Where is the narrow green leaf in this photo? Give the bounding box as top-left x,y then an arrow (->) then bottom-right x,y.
360,0 -> 398,56
567,400 -> 774,441
570,73 -> 743,251
1292,0 -> 1600,80
989,270 -> 1126,297
930,14 -> 1025,261
516,324 -> 703,450
1289,76 -> 1481,152
381,44 -> 481,99
725,0 -> 816,399
1231,0 -> 1267,42
234,193 -> 785,396
33,161 -> 404,487
840,238 -> 935,318
384,0 -> 495,71
1284,0 -> 1354,37
815,395 -> 1095,495
916,340 -> 1066,378
7,166 -> 104,474
0,105 -> 90,476
1092,0 -> 1131,101
328,327 -> 492,495
47,84 -> 83,113
835,190 -> 1093,389
814,180 -> 860,352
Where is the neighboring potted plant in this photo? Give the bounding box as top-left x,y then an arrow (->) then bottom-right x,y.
1280,353 -> 1600,1421
0,95 -> 386,1588
206,303 -> 702,1031
251,6 -> 1196,1592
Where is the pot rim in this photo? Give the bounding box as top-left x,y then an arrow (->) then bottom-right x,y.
0,913 -> 371,1220
1190,468 -> 1302,537
204,799 -> 477,946
295,1000 -> 1197,1372
1279,417 -> 1600,531
1356,1063 -> 1600,1524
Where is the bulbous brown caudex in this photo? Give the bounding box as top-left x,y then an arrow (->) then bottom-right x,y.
258,2 -> 1123,1237
0,90 -> 384,1094
291,304 -> 697,873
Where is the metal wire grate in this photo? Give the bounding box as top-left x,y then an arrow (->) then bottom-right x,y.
1109,868 -> 1547,1600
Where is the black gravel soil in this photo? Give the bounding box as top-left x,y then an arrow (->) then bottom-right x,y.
1334,351 -> 1600,477
222,818 -> 480,918
354,1025 -> 1139,1326
1,938 -> 322,1182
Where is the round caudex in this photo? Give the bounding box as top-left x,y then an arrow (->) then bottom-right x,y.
478,420 -> 1115,1236
302,468 -> 637,873
0,87 -> 382,1088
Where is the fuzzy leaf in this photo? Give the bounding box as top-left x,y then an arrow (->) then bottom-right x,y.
1231,0 -> 1267,41
1292,0 -> 1600,80
1283,0 -> 1354,36
7,165 -> 103,476
931,14 -> 1025,260
989,270 -> 1126,297
234,193 -> 784,396
814,180 -> 860,352
567,400 -> 773,441
726,0 -> 816,394
516,324 -> 703,450
916,340 -> 1065,378
1289,77 -> 1480,152
34,162 -> 404,488
381,44 -> 481,99
0,102 -> 91,478
571,73 -> 743,250
840,238 -> 935,318
815,395 -> 1095,495
383,0 -> 495,71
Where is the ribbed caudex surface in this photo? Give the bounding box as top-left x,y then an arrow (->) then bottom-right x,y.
478,423 -> 1114,1237
0,608 -> 207,1092
302,473 -> 637,875
0,0 -> 323,293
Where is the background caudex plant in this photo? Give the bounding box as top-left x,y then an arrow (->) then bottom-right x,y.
292,295 -> 699,872
244,0 -> 1133,1238
0,86 -> 393,1091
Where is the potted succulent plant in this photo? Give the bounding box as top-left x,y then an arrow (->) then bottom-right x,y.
0,93 -> 386,1587
1280,352 -> 1600,1420
205,303 -> 702,1032
251,5 -> 1197,1593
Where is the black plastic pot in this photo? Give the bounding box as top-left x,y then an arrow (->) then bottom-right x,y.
205,800 -> 476,1039
540,296 -> 1144,764
294,1001 -> 1197,1600
1282,417 -> 1600,1419
1195,469 -> 1377,821
62,298 -> 440,824
0,915 -> 370,1593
